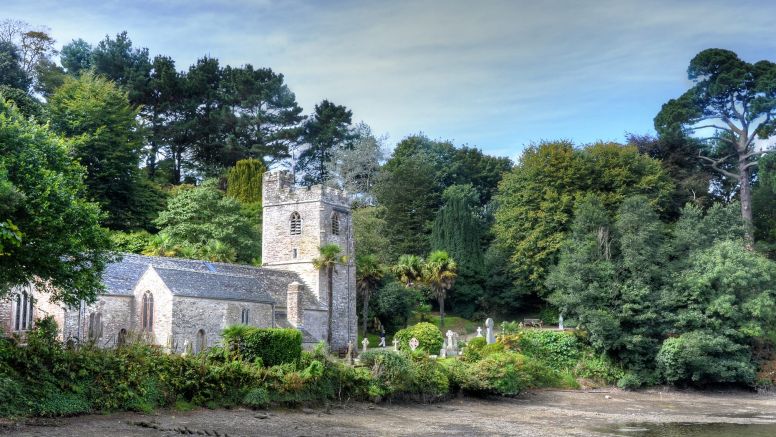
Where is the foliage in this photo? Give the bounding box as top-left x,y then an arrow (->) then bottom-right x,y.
657,331 -> 755,386
325,122 -> 385,203
394,322 -> 444,353
352,206 -> 391,263
753,153 -> 776,258
499,330 -> 582,369
226,158 -> 266,204
296,99 -> 353,185
421,250 -> 458,327
221,326 -> 302,367
153,179 -> 260,263
0,41 -> 31,90
494,140 -> 673,296
110,230 -> 154,254
373,281 -> 420,333
356,254 -> 385,335
313,244 -> 347,344
393,254 -> 424,287
48,72 -> 166,230
654,48 -> 776,238
0,98 -> 111,305
451,352 -> 532,396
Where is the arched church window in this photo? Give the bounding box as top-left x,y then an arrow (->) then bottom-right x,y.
88,312 -> 103,340
331,212 -> 340,236
290,212 -> 301,235
142,292 -> 154,332
13,287 -> 33,332
241,308 -> 250,324
196,329 -> 206,354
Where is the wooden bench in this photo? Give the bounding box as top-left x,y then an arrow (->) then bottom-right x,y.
523,318 -> 543,328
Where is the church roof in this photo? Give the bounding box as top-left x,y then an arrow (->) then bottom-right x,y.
153,267 -> 275,303
103,254 -> 321,309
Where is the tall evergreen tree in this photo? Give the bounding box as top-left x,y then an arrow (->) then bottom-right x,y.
226,158 -> 266,204
296,99 -> 353,185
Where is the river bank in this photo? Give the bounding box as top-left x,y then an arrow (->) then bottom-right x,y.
2,388 -> 776,436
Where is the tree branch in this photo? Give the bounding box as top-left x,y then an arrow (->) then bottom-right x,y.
743,161 -> 759,171
743,149 -> 771,160
698,153 -> 740,180
688,124 -> 734,134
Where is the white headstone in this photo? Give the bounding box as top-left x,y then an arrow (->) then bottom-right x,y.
446,330 -> 455,350
440,348 -> 447,358
476,326 -> 483,337
558,314 -> 564,330
485,318 -> 496,344
392,338 -> 399,351
409,337 -> 419,351
362,337 -> 369,352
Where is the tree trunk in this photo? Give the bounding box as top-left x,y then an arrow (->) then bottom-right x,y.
327,265 -> 334,345
438,294 -> 445,329
738,158 -> 754,249
361,289 -> 369,338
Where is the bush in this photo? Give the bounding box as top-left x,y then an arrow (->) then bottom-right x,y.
110,230 -> 153,254
460,352 -> 531,396
656,331 -> 756,386
499,330 -> 581,369
394,322 -> 444,353
242,387 -> 270,408
574,353 -> 625,384
222,326 -> 302,367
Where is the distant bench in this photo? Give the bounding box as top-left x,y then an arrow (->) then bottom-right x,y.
522,319 -> 543,328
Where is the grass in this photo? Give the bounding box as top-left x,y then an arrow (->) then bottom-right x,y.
357,332 -> 393,349
408,312 -> 479,334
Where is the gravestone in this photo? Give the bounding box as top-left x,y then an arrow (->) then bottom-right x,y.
485,318 -> 496,344
409,337 -> 419,351
476,326 -> 483,337
346,341 -> 354,365
440,347 -> 447,358
559,314 -> 564,330
446,330 -> 455,350
392,338 -> 399,351
362,337 -> 370,352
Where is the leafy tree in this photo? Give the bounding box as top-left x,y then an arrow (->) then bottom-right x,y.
312,243 -> 347,344
422,250 -> 458,328
356,254 -> 385,335
0,20 -> 57,91
0,85 -> 43,119
374,281 -> 420,333
0,98 -> 111,305
143,55 -> 183,179
352,205 -> 390,263
374,158 -> 440,256
753,153 -> 776,257
325,122 -> 385,203
226,158 -> 266,204
60,38 -> 93,74
48,72 -> 164,230
296,99 -> 353,185
432,184 -> 484,317
153,180 -> 260,263
221,65 -> 304,166
658,240 -> 776,385
90,31 -> 152,105
654,49 -> 776,243
0,41 -> 30,90
494,140 -> 673,296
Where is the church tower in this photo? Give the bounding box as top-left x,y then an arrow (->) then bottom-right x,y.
261,171 -> 356,350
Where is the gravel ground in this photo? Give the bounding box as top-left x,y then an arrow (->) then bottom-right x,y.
2,388 -> 776,436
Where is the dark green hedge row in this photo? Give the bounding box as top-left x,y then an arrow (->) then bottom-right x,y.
222,325 -> 302,367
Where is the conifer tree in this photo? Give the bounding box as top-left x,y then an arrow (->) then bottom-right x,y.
226,158 -> 266,204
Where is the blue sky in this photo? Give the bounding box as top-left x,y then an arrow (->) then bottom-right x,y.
5,0 -> 776,159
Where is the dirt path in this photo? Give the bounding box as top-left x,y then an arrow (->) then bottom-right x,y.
3,388 -> 776,436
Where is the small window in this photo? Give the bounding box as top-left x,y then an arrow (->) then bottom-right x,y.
331,212 -> 340,236
88,312 -> 103,340
241,308 -> 250,324
142,292 -> 154,332
195,329 -> 206,354
292,248 -> 298,259
290,212 -> 301,235
13,287 -> 34,332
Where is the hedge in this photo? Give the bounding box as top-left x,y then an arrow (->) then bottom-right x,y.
222,326 -> 302,367
394,322 -> 444,353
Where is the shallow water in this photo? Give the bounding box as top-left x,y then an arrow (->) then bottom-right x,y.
592,422 -> 776,437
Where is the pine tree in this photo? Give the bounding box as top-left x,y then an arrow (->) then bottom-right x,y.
226,159 -> 266,204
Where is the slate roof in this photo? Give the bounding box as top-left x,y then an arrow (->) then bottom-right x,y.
152,267 -> 274,303
103,254 -> 321,309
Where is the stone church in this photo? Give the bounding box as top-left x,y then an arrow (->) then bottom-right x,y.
0,171 -> 357,352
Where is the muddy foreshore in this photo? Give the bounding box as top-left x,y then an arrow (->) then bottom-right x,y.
2,388 -> 776,436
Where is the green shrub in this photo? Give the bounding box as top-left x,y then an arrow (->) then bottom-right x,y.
656,332 -> 756,386
222,325 -> 302,367
394,322 -> 444,353
462,352 -> 531,396
110,230 -> 153,254
500,330 -> 581,369
359,350 -> 414,398
242,387 -> 270,408
462,337 -> 487,361
574,353 -> 625,384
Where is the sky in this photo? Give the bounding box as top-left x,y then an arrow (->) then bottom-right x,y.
4,0 -> 776,160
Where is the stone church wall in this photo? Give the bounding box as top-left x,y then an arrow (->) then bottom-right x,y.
134,268 -> 174,347
171,296 -> 273,352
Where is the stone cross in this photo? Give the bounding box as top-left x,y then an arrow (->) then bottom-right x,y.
346,341 -> 354,365
393,338 -> 399,351
476,326 -> 483,337
446,330 -> 455,350
362,337 -> 370,352
558,314 -> 564,330
485,318 -> 496,344
182,339 -> 192,356
409,337 -> 419,351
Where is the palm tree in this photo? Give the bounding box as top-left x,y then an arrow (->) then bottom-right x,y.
422,250 -> 457,329
313,243 -> 347,345
392,254 -> 423,287
356,254 -> 385,337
